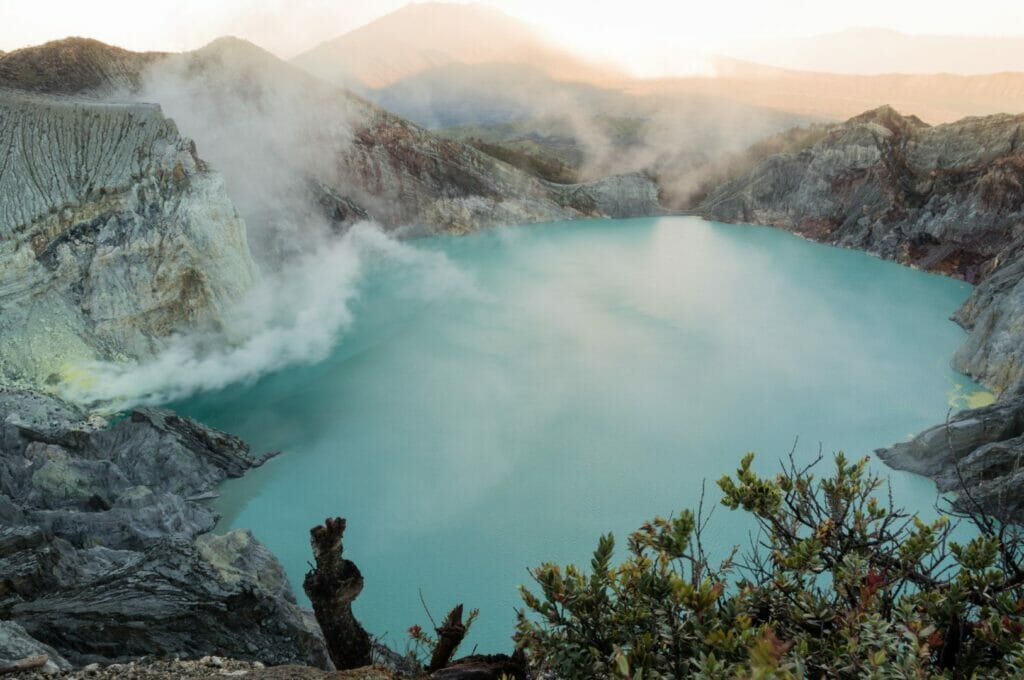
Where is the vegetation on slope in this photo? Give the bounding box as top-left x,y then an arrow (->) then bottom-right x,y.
0,37 -> 160,94
464,137 -> 580,184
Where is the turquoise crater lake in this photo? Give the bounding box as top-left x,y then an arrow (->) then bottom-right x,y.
174,216 -> 987,652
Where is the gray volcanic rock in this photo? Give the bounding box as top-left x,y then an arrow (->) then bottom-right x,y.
0,390 -> 330,668
0,91 -> 256,390
952,239 -> 1024,395
701,106 -> 1024,283
876,396 -> 1024,478
1,403 -> 256,549
10,533 -> 330,668
550,172 -> 664,219
701,105 -> 1024,395
877,395 -> 1024,522
0,620 -> 70,673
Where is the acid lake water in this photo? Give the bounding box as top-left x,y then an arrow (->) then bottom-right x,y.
174,216 -> 988,652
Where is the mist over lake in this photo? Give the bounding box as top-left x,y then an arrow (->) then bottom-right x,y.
173,216 -> 984,651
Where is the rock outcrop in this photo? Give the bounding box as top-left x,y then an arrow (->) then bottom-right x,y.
701,106 -> 1024,283
701,105 -> 1024,511
550,172 -> 663,219
0,620 -> 70,673
0,91 -> 256,389
878,395 -> 1024,523
0,388 -> 330,668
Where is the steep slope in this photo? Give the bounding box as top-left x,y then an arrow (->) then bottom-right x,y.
291,2 -> 617,91
701,106 -> 1024,285
0,37 -> 160,95
0,91 -> 256,388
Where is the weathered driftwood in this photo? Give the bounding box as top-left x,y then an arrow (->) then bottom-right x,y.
0,655 -> 48,675
303,517 -> 372,670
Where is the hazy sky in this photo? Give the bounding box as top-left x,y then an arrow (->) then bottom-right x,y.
3,0 -> 1024,74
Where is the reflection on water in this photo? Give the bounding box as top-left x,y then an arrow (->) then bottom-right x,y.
175,217 -> 983,651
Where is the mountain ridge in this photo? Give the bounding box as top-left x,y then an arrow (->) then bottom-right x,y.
291,2 -> 621,91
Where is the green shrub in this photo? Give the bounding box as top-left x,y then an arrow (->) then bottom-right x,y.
516,453 -> 1024,678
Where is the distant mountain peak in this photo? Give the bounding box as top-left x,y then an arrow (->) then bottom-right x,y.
0,36 -> 162,94
199,35 -> 262,51
291,2 -> 617,91
850,105 -> 929,131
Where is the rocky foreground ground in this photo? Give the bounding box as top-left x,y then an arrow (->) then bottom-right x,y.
3,656 -> 399,679
0,388 -> 332,669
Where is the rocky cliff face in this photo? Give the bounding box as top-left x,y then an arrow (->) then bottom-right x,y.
0,91 -> 256,389
701,106 -> 1024,282
701,106 -> 1024,515
0,387 -> 331,668
877,395 -> 1024,523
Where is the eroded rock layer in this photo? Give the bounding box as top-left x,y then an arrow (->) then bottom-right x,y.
0,387 -> 330,669
0,91 -> 256,387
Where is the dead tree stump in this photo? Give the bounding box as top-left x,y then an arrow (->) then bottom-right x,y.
303,517 -> 372,670
427,604 -> 469,672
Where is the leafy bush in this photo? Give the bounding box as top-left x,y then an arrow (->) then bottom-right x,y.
516,453 -> 1024,678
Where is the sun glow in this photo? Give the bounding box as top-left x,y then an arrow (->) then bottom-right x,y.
2,0 -> 1023,77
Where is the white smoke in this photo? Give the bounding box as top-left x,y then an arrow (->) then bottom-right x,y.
132,37 -> 375,263
58,38 -> 492,412
63,224 -> 477,411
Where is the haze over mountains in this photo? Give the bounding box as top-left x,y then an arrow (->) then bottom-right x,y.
275,2 -> 1024,206
284,4 -> 1024,125
292,2 -> 619,92
730,28 -> 1024,76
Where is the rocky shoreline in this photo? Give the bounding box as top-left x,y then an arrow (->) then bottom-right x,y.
0,387 -> 332,672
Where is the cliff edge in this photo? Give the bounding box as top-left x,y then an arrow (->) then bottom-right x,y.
0,91 -> 256,389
